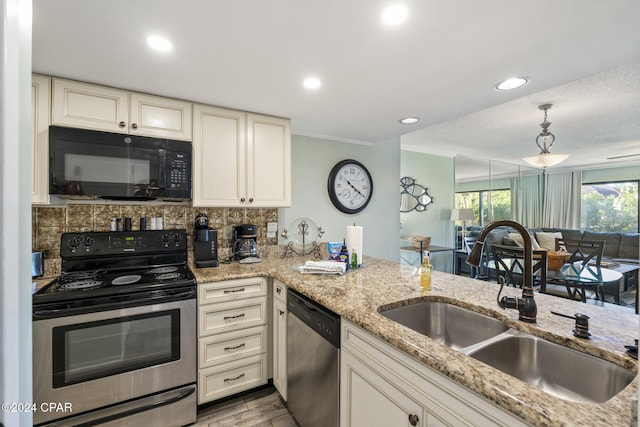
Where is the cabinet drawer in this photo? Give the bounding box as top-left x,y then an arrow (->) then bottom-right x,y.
273,279 -> 286,303
199,325 -> 267,368
199,278 -> 267,303
199,297 -> 266,337
198,354 -> 268,404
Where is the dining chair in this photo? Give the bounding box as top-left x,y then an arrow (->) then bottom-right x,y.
463,236 -> 489,280
544,238 -> 606,301
490,244 -> 548,289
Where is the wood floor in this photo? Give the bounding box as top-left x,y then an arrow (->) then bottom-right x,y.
194,387 -> 297,427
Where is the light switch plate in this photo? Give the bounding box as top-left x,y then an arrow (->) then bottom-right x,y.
266,222 -> 278,238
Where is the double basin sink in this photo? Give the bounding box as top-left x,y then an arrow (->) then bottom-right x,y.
379,300 -> 635,403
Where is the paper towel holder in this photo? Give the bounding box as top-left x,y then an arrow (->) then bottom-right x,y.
400,177 -> 434,212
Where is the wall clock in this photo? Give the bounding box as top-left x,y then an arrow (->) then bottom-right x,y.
327,159 -> 373,214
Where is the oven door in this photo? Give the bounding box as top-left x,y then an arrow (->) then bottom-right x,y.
33,298 -> 196,425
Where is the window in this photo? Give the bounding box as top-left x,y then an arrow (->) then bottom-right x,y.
581,181 -> 639,232
455,189 -> 511,227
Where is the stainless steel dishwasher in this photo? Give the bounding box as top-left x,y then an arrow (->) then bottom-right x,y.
287,288 -> 340,427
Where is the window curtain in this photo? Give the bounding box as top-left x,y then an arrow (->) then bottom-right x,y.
542,171 -> 582,228
511,174 -> 544,227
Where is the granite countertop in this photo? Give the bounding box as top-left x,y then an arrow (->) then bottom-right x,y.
192,254 -> 638,427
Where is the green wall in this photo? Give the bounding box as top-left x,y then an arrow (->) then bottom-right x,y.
279,134 -> 401,262
400,151 -> 455,272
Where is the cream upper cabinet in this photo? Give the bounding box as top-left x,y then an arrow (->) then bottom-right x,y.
193,104 -> 291,207
32,75 -> 51,205
128,92 -> 192,140
51,78 -> 192,140
245,113 -> 291,207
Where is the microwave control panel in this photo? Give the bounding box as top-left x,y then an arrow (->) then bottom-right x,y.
167,153 -> 190,189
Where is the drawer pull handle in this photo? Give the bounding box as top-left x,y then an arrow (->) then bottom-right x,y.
223,373 -> 245,382
224,343 -> 246,351
409,414 -> 419,426
223,313 -> 246,320
224,288 -> 246,294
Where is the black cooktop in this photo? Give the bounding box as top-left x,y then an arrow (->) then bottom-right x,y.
33,229 -> 195,306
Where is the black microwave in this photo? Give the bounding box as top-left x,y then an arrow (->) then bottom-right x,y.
49,126 -> 192,201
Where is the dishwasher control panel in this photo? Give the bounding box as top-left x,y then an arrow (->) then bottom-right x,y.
287,288 -> 340,348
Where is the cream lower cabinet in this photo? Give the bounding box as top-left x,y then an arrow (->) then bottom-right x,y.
51,78 -> 192,140
197,278 -> 269,404
341,321 -> 530,427
272,280 -> 287,400
32,74 -> 51,205
192,104 -> 291,207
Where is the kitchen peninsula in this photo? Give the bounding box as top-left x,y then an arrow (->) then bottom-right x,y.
192,254 -> 638,427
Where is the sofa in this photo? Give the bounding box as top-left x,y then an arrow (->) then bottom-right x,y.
466,226 -> 639,264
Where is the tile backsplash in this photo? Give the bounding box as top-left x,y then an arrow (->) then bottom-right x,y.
33,204 -> 278,277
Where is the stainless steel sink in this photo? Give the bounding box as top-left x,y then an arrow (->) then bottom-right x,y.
378,301 -> 509,350
466,331 -> 636,403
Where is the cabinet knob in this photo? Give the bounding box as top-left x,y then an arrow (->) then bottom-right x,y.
276,287 -> 282,294
240,197 -> 246,203
248,198 -> 254,203
119,121 -> 126,128
408,414 -> 419,426
131,123 -> 138,129
279,310 -> 285,316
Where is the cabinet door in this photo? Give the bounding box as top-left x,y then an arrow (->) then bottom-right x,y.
192,104 -> 246,207
31,75 -> 51,205
129,93 -> 192,140
246,113 -> 291,207
51,78 -> 128,133
272,296 -> 287,400
341,350 -> 427,427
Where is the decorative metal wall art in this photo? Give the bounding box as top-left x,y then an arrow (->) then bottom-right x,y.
281,218 -> 325,258
400,177 -> 434,212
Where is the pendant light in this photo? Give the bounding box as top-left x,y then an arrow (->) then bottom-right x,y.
522,104 -> 569,168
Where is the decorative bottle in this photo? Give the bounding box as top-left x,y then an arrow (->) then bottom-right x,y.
420,252 -> 432,290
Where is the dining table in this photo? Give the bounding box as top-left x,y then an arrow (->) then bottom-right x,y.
486,259 -> 624,303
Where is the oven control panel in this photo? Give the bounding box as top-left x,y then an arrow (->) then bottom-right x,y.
61,229 -> 188,256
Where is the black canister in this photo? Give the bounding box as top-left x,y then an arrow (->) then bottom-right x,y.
139,217 -> 147,231
123,217 -> 132,231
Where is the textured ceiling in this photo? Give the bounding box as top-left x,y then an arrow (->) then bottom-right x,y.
32,0 -> 640,172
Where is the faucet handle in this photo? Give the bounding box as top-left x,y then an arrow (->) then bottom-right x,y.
551,311 -> 591,339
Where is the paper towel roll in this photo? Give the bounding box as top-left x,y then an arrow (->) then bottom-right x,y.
346,225 -> 363,266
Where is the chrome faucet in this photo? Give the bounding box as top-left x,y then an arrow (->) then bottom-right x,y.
466,220 -> 537,323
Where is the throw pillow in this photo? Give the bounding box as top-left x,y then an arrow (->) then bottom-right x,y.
536,232 -> 563,251
508,232 -> 541,250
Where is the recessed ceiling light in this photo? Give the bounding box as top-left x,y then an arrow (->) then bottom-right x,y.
496,77 -> 528,91
146,35 -> 172,52
303,77 -> 322,90
399,117 -> 420,124
381,4 -> 408,26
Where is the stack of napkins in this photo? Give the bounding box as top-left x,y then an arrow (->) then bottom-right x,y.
298,260 -> 346,275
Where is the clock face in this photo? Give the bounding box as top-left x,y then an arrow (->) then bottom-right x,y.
327,159 -> 373,214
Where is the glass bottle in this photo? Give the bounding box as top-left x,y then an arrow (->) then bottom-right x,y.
420,252 -> 432,290
351,248 -> 358,269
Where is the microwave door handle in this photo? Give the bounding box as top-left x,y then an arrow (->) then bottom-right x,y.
158,149 -> 166,190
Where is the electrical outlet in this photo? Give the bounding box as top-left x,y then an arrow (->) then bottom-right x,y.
266,222 -> 278,238
222,225 -> 233,239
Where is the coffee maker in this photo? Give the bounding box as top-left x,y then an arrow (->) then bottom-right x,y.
194,213 -> 219,268
233,224 -> 258,260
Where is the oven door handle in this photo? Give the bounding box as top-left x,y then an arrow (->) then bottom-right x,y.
33,288 -> 196,319
72,385 -> 196,427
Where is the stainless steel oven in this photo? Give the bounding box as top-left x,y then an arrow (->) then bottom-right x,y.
32,230 -> 197,426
